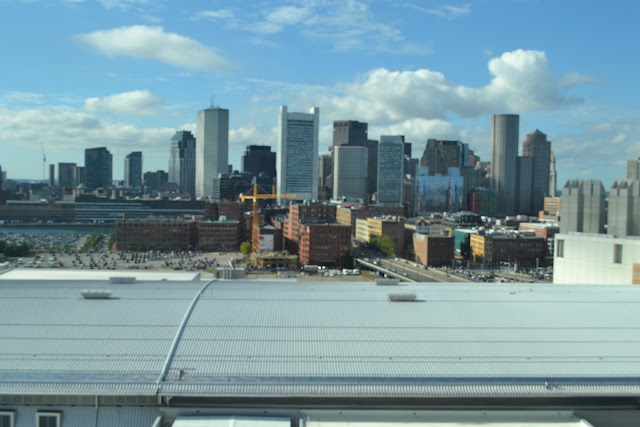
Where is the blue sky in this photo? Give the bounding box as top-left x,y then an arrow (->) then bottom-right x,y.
1,0 -> 639,190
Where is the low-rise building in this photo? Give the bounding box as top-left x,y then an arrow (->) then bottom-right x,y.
470,231 -> 546,266
115,219 -> 198,251
413,234 -> 454,267
198,219 -> 243,252
519,222 -> 559,262
298,223 -> 352,267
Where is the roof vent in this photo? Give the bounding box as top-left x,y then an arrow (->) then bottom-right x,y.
81,289 -> 112,299
388,293 -> 417,302
109,276 -> 136,284
376,278 -> 400,286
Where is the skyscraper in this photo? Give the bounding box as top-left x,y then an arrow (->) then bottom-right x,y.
332,120 -> 368,148
277,105 -> 319,202
560,179 -> 606,234
490,114 -> 519,217
58,163 -> 77,189
377,135 -> 405,205
420,139 -> 465,176
84,147 -> 112,190
124,151 -> 143,188
333,146 -> 368,201
195,106 -> 229,198
242,145 -> 276,180
48,164 -> 55,187
169,130 -> 196,197
522,129 -> 551,214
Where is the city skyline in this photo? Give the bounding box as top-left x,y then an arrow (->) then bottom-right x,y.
1,1 -> 639,187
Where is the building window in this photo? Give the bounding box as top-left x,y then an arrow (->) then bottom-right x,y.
0,411 -> 15,427
556,239 -> 564,258
614,244 -> 623,264
36,412 -> 60,427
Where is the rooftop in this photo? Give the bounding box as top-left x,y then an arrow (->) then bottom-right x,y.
2,277 -> 640,399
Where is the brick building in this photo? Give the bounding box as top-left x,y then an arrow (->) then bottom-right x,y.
470,232 -> 546,266
285,203 -> 336,253
298,223 -> 352,267
518,222 -> 559,264
115,219 -> 197,251
413,233 -> 455,267
198,219 -> 243,252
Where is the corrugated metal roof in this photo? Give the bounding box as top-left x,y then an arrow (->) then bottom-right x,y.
4,278 -> 640,398
0,279 -> 203,395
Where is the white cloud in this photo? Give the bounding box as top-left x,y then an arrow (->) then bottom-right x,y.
74,25 -> 228,72
0,106 -> 175,158
404,2 -> 471,19
286,49 -> 593,127
2,91 -> 45,104
83,90 -> 164,116
193,0 -> 429,54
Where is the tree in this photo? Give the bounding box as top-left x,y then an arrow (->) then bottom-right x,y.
371,235 -> 395,257
240,241 -> 252,257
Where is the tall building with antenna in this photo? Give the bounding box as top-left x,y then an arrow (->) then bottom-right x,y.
195,100 -> 229,199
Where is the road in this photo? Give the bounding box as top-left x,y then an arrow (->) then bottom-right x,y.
357,257 -> 470,283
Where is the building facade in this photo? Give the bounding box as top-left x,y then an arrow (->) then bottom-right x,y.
554,233 -> 640,284
560,179 -> 606,234
414,167 -> 464,214
198,219 -> 243,252
626,157 -> 640,180
490,114 -> 519,217
413,233 -> 454,267
522,130 -> 551,214
298,223 -> 352,267
608,179 -> 640,238
84,146 -> 112,190
169,130 -> 196,197
377,135 -> 404,205
196,107 -> 229,198
124,151 -> 142,188
470,232 -> 546,266
115,219 -> 198,251
58,163 -> 77,189
333,146 -> 368,201
242,145 -> 276,181
277,106 -> 319,202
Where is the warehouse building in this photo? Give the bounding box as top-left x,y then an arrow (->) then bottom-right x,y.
1,271 -> 640,426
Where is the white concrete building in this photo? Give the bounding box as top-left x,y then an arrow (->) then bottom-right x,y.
554,232 -> 640,284
277,106 -> 319,203
333,145 -> 368,201
608,179 -> 640,238
195,107 -> 229,199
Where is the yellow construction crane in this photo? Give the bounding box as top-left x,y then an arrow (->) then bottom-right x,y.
238,184 -> 297,226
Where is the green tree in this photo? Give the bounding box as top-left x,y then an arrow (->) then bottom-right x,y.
107,233 -> 116,250
240,241 -> 252,257
371,235 -> 396,257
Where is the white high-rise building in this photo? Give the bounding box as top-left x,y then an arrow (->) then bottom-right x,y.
277,105 -> 319,202
377,135 -> 405,205
333,145 -> 368,201
195,107 -> 229,199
